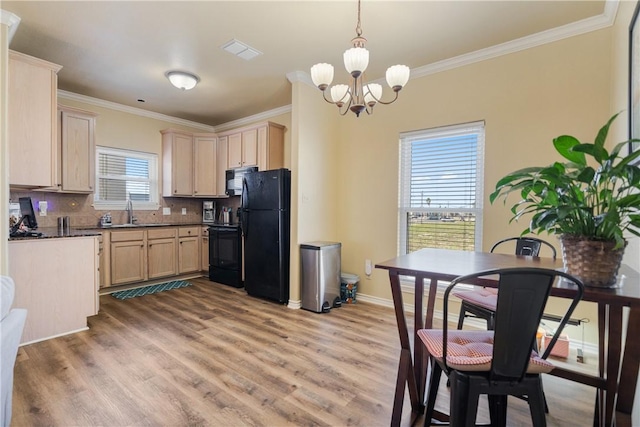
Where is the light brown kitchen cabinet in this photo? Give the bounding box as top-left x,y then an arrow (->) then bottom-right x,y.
162,129 -> 194,197
257,122 -> 285,171
178,227 -> 200,274
147,228 -> 177,279
224,122 -> 284,171
227,129 -> 258,168
8,50 -> 62,188
110,230 -> 146,285
201,226 -> 209,272
193,134 -> 217,197
9,236 -> 99,344
57,105 -> 97,193
216,136 -> 229,196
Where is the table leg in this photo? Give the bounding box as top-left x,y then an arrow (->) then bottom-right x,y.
388,271 -> 422,426
615,305 -> 640,422
605,304 -> 623,426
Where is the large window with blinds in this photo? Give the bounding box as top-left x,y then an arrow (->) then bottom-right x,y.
94,146 -> 159,210
399,121 -> 485,255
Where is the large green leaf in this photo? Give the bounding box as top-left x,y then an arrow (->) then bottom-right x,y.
553,135 -> 585,165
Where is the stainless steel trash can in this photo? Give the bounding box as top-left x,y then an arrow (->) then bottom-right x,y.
300,241 -> 342,313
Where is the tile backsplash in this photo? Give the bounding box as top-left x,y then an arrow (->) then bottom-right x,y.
8,191 -> 238,228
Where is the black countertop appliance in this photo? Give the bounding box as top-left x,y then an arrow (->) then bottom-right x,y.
240,168 -> 291,303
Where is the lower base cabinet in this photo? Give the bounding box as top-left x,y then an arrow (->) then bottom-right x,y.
104,226 -> 203,288
148,228 -> 177,279
9,236 -> 99,344
178,227 -> 200,274
110,230 -> 146,286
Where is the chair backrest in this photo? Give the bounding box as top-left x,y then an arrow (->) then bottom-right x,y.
442,268 -> 583,381
490,237 -> 557,259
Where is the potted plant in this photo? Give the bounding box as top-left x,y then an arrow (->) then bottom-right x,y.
490,113 -> 640,287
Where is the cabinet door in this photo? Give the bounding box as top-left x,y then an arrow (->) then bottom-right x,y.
194,136 -> 217,197
216,136 -> 228,196
178,237 -> 200,274
8,51 -> 61,187
201,226 -> 209,272
201,236 -> 209,272
60,109 -> 96,192
148,238 -> 177,279
227,133 -> 243,168
9,237 -> 98,344
241,129 -> 258,167
99,232 -> 111,288
110,241 -> 146,285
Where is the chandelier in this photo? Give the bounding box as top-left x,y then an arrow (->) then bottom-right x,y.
310,0 -> 410,117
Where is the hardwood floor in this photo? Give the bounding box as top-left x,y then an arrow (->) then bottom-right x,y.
12,277 -> 596,426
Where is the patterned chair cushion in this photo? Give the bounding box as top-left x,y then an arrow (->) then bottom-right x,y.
453,288 -> 498,311
417,329 -> 554,374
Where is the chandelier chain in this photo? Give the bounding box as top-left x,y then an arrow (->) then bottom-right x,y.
355,0 -> 362,37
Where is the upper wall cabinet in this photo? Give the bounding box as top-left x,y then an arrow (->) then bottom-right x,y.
193,134 -> 218,197
161,121 -> 284,198
224,122 -> 285,171
162,130 -> 218,198
56,105 -> 97,193
8,50 -> 62,188
162,129 -> 195,197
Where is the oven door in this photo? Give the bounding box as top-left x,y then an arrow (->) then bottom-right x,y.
209,226 -> 241,271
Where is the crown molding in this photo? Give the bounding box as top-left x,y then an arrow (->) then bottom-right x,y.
410,0 -> 618,80
0,9 -> 21,45
296,0 -> 619,86
213,104 -> 292,133
57,90 -> 216,131
58,89 -> 291,133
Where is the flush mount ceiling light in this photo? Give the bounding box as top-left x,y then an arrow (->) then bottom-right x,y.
165,71 -> 200,90
310,0 -> 410,117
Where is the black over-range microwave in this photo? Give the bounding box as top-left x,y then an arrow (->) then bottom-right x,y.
225,166 -> 258,196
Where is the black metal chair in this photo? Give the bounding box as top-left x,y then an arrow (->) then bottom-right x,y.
454,237 -> 557,330
417,268 -> 584,427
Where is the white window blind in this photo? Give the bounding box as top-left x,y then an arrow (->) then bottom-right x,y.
399,121 -> 485,255
94,146 -> 159,210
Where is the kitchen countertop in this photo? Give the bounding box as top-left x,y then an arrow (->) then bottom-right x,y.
8,222 -> 215,241
8,227 -> 102,240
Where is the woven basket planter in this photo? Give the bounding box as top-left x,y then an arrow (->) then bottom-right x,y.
559,236 -> 627,288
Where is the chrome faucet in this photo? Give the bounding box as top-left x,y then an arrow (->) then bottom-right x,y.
126,194 -> 137,224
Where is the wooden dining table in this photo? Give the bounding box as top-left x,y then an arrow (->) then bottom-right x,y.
375,248 -> 640,427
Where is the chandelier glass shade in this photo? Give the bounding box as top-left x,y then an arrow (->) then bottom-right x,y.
310,0 -> 409,117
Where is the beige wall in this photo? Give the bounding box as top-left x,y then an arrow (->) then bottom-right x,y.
334,29 -> 612,300
287,79 -> 341,304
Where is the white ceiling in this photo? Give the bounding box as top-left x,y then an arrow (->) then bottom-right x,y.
2,1 -> 610,128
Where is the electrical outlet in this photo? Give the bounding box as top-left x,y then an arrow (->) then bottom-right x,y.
163,207 -> 171,215
38,201 -> 48,216
365,259 -> 372,276
181,208 -> 187,215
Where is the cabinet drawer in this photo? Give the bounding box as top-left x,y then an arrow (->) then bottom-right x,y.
110,230 -> 145,242
179,227 -> 200,237
201,227 -> 209,237
148,228 -> 177,240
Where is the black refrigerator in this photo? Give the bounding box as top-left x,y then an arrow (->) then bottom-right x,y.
240,168 -> 291,303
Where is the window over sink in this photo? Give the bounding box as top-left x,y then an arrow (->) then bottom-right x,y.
94,146 -> 159,210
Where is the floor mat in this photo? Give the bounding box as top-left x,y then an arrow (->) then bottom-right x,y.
111,280 -> 192,300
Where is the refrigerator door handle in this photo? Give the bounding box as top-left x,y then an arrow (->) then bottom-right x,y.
241,177 -> 249,236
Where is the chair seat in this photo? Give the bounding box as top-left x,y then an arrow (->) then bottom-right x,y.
417,329 -> 554,374
453,288 -> 498,311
